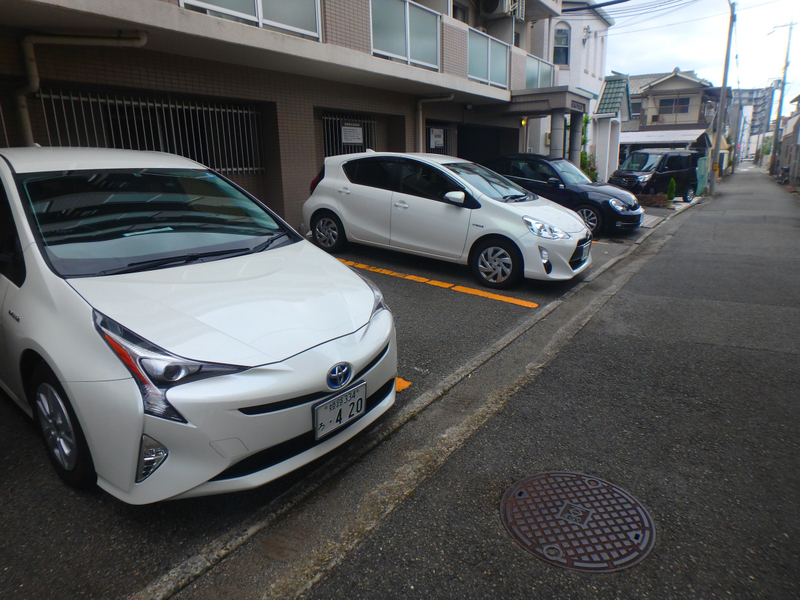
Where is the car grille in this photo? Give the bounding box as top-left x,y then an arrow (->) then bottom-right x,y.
210,378 -> 395,481
609,176 -> 636,187
238,343 -> 390,416
569,234 -> 592,270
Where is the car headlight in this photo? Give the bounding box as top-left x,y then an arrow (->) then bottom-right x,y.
608,198 -> 627,213
352,270 -> 389,318
94,311 -> 246,423
637,174 -> 652,182
523,216 -> 570,240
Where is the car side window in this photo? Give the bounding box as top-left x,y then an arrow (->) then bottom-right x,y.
664,155 -> 685,171
486,160 -> 512,176
509,160 -> 538,180
0,182 -> 26,287
398,160 -> 461,201
343,158 -> 398,191
530,161 -> 559,182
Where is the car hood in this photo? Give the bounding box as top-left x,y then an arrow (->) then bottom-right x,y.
578,182 -> 639,206
497,196 -> 588,235
68,242 -> 374,367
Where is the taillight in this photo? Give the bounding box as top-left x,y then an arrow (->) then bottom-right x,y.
310,167 -> 324,194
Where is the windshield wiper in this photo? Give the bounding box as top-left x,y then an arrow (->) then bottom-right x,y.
249,232 -> 289,253
503,194 -> 529,202
100,247 -> 252,275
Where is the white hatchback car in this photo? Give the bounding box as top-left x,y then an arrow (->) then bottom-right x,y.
302,152 -> 592,288
0,147 -> 396,505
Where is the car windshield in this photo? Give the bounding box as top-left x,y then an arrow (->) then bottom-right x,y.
620,152 -> 662,172
550,160 -> 592,185
17,168 -> 293,277
444,162 -> 532,202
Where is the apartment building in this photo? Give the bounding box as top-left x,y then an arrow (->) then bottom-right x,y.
0,0 -> 597,226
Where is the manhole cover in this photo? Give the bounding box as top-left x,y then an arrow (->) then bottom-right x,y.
500,472 -> 655,572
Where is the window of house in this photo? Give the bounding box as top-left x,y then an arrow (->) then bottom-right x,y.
553,27 -> 570,65
658,97 -> 690,115
453,3 -> 468,23
630,102 -> 642,116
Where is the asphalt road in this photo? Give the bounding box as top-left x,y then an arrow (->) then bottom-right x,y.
0,197 -> 645,599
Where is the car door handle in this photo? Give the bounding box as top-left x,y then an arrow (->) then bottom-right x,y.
393,201 -> 409,209
338,187 -> 351,195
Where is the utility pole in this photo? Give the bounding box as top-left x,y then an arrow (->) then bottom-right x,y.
709,0 -> 735,196
769,22 -> 793,176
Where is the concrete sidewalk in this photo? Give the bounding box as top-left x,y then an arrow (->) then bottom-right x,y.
295,170 -> 800,598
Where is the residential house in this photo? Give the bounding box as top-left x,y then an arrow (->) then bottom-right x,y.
617,68 -> 727,162
523,0 -> 615,161
0,0 -> 606,227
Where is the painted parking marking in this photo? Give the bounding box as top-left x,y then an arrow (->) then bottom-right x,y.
339,259 -> 538,308
395,377 -> 412,392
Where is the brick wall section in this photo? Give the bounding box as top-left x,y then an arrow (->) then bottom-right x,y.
0,42 -> 416,228
442,22 -> 468,79
324,0 -> 371,53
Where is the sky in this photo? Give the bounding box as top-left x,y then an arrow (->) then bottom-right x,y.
603,0 -> 800,121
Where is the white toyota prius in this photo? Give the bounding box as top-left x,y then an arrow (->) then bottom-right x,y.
0,147 -> 397,505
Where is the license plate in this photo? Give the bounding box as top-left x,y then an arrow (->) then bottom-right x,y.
581,243 -> 590,261
313,383 -> 367,440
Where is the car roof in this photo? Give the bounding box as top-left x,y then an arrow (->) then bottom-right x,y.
629,148 -> 696,155
324,151 -> 469,167
0,147 -> 205,174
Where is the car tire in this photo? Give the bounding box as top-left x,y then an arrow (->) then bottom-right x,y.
30,363 -> 96,489
576,204 -> 603,236
683,186 -> 695,202
311,211 -> 348,253
470,238 -> 523,289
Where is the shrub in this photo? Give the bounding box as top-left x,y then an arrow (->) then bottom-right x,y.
667,177 -> 676,201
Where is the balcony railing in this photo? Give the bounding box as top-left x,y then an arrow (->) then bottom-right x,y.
371,0 -> 440,70
468,28 -> 509,89
524,54 -> 554,89
180,0 -> 321,38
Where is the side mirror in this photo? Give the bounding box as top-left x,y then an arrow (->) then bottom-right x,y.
547,177 -> 564,189
444,191 -> 466,204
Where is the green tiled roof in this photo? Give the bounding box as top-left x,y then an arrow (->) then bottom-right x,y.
596,76 -> 630,117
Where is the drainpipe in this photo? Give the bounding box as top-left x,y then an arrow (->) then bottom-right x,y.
417,94 -> 454,153
16,31 -> 148,146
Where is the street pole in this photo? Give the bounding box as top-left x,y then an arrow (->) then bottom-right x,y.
709,1 -> 735,196
769,22 -> 793,176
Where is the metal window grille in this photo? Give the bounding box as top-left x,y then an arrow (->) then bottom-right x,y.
38,89 -> 264,174
425,123 -> 454,155
322,114 -> 377,157
0,100 -> 9,148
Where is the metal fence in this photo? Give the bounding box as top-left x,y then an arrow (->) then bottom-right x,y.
0,100 -> 9,148
38,89 -> 264,174
322,113 -> 377,157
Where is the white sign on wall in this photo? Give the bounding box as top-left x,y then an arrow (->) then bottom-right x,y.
430,128 -> 445,148
341,123 -> 364,145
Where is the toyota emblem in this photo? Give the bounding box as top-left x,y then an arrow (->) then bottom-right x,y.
327,363 -> 352,389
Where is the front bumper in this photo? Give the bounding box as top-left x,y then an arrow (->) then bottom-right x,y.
608,206 -> 645,230
519,231 -> 593,281
96,310 -> 397,504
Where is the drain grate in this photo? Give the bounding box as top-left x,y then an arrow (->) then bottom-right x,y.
500,472 -> 656,572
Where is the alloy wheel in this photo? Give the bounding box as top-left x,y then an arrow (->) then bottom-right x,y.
35,382 -> 78,471
314,217 -> 339,248
477,246 -> 513,284
577,207 -> 599,232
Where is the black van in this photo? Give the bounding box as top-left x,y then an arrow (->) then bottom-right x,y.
610,149 -> 698,200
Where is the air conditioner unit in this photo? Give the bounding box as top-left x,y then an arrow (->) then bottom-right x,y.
515,0 -> 526,20
481,0 -> 513,19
